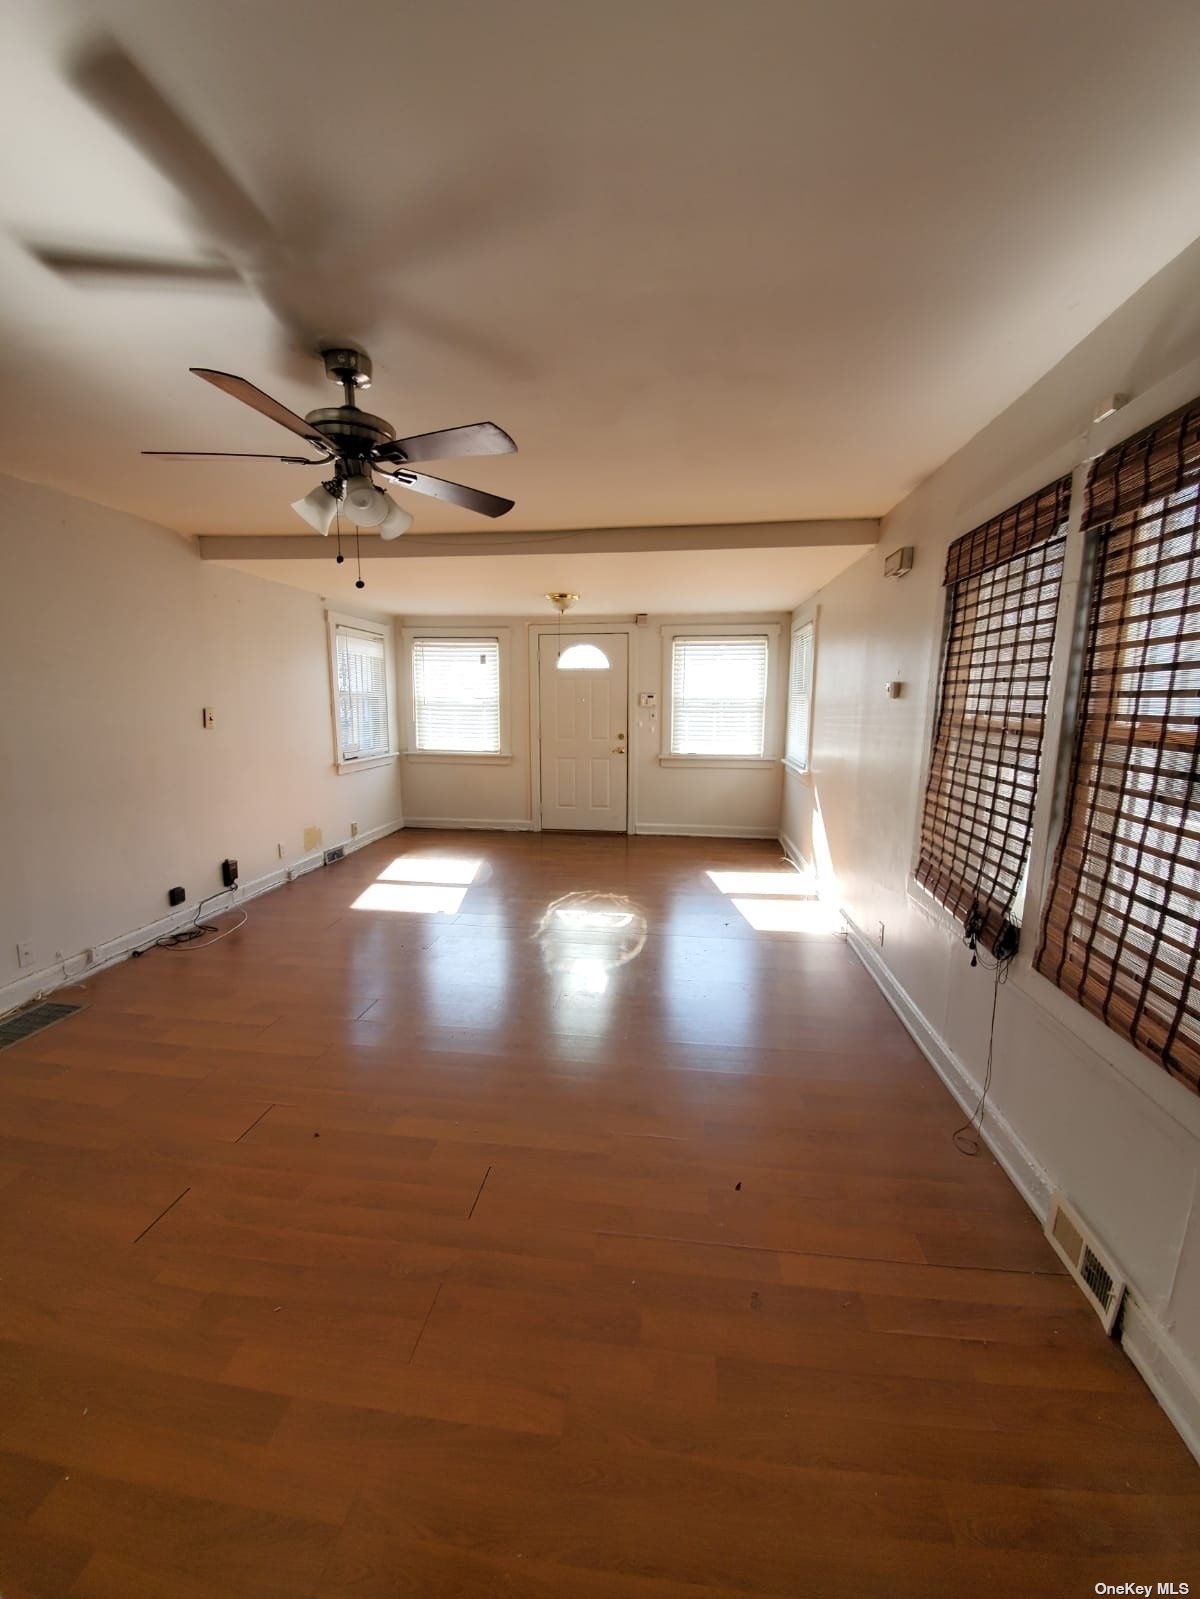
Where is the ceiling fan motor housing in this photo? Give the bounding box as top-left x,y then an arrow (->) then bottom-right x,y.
303,406 -> 396,461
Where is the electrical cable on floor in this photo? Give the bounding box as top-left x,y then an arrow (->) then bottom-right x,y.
130,889 -> 247,958
952,910 -> 1016,1156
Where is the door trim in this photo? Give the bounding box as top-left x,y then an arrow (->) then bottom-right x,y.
528,624 -> 638,835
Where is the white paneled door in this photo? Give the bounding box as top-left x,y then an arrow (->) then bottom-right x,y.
538,633 -> 629,831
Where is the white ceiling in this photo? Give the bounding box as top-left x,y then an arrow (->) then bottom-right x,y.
2,0 -> 1200,554
219,540 -> 877,619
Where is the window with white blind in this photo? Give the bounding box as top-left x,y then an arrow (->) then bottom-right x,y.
669,636 -> 769,757
411,638 -> 502,753
786,623 -> 814,771
333,624 -> 391,762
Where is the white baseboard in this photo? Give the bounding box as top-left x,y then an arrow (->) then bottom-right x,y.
401,817 -> 535,832
635,822 -> 781,839
0,818 -> 403,1019
1121,1297 -> 1200,1466
843,912 -> 1200,1467
843,915 -> 1053,1220
778,830 -> 811,871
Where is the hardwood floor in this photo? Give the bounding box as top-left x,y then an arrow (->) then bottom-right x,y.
0,831 -> 1196,1597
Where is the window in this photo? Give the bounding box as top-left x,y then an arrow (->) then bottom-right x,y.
333,624 -> 390,761
411,638 -> 502,753
786,622 -> 814,771
914,476 -> 1071,952
1037,396 -> 1200,1097
670,636 -> 769,757
556,643 -> 610,671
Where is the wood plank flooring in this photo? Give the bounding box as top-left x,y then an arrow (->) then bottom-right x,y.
0,831 -> 1196,1597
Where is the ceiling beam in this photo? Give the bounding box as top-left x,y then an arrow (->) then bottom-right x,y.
197,518 -> 879,562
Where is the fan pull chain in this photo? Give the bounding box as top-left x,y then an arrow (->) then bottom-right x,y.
355,528 -> 365,590
334,506 -> 345,565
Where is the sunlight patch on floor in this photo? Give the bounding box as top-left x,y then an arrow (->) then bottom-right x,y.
706,869 -> 817,897
728,896 -> 844,933
350,882 -> 468,915
376,855 -> 482,885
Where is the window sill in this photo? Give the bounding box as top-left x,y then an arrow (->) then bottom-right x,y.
659,755 -> 777,769
335,752 -> 398,775
403,751 -> 512,765
782,757 -> 811,780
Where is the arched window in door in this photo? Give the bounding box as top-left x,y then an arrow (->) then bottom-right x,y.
556,643 -> 611,670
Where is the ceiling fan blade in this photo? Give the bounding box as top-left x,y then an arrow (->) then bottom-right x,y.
190,369 -> 332,450
29,245 -> 243,285
70,39 -> 275,262
386,469 -> 514,519
142,450 -> 324,463
374,422 -> 517,466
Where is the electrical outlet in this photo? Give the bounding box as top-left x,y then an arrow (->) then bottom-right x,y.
350,821 -> 359,838
16,940 -> 34,969
202,706 -> 215,729
878,921 -> 886,947
277,842 -> 286,860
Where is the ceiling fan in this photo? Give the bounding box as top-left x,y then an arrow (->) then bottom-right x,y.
145,344 -> 517,539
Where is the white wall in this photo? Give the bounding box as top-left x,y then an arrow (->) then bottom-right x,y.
398,614 -> 786,836
795,234 -> 1200,1457
0,474 -> 403,1005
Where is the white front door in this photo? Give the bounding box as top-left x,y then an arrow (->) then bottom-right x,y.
538,633 -> 629,832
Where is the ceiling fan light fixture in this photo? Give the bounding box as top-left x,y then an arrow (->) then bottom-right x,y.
291,482 -> 341,535
380,499 -> 414,541
342,473 -> 390,528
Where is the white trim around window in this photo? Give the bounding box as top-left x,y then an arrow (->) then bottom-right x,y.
784,617 -> 815,776
659,622 -> 783,766
325,609 -> 399,774
400,625 -> 513,761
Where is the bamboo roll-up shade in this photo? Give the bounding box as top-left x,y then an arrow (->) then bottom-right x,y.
1037,405 -> 1200,1096
944,476 -> 1072,586
1083,396 -> 1200,532
915,478 -> 1071,951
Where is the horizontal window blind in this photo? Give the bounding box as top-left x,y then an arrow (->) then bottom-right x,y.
670,636 -> 768,757
1037,395 -> 1200,1096
786,623 -> 814,770
334,626 -> 389,760
412,638 -> 501,753
915,476 -> 1071,952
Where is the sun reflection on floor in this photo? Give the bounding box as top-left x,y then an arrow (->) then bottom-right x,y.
536,891 -> 648,996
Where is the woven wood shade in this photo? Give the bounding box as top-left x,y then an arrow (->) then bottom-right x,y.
1083,396 -> 1200,532
944,476 -> 1072,586
1037,403 -> 1200,1096
915,478 -> 1071,951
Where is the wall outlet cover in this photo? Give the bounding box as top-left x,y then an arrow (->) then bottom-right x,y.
16,941 -> 34,969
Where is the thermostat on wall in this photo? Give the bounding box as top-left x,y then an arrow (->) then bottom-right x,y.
884,546 -> 913,578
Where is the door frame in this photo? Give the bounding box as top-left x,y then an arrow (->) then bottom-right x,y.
528,623 -> 638,835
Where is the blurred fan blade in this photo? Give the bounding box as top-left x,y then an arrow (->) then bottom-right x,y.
375,422 -> 517,465
386,469 -> 514,518
30,245 -> 242,285
143,450 -> 324,463
190,369 -> 332,449
70,38 -> 276,261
